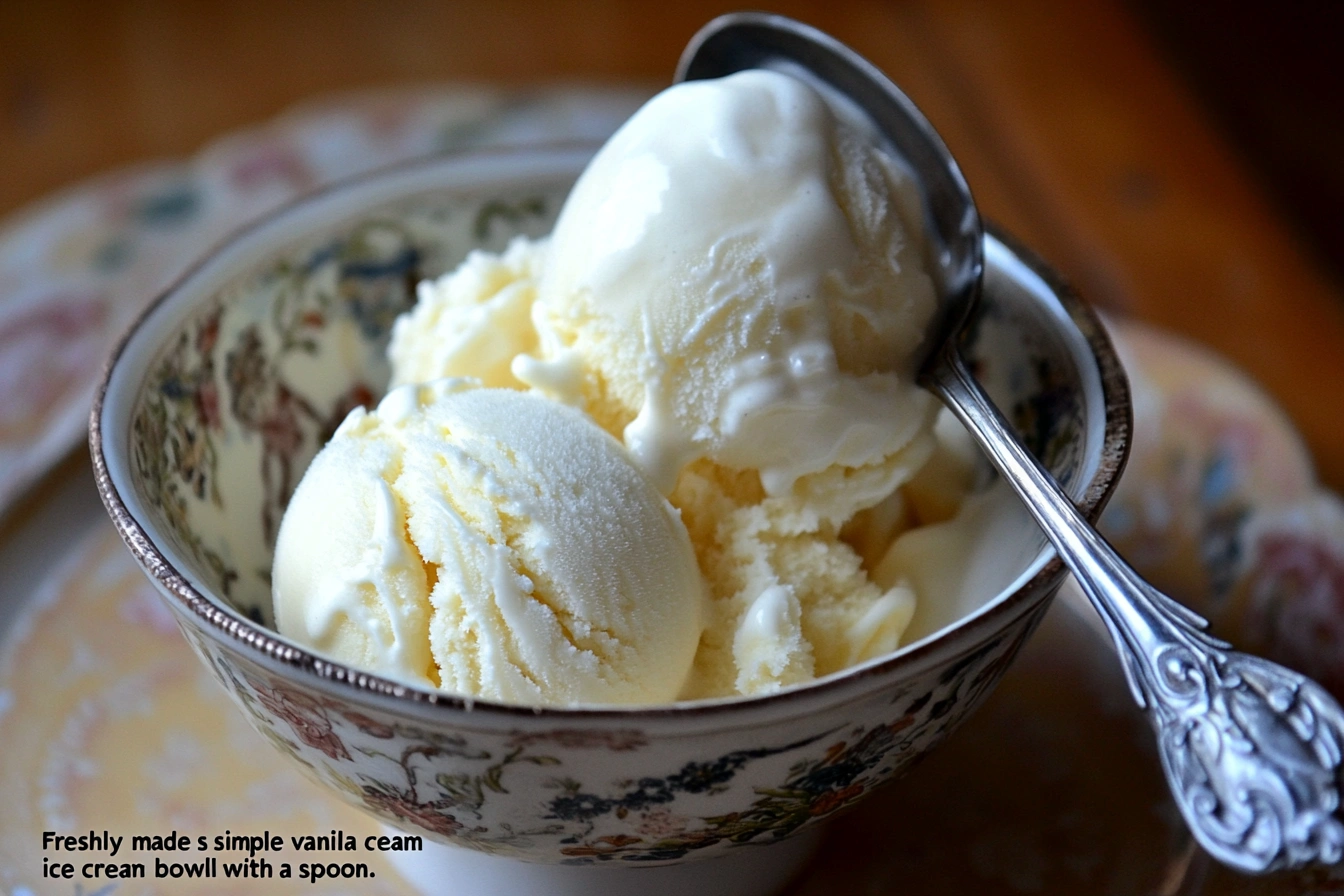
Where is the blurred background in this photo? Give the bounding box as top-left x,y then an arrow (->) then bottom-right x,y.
1,0 -> 1340,282
1133,0 -> 1343,291
3,0 -> 1342,489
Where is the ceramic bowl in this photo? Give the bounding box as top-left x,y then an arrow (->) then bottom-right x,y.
92,145 -> 1129,894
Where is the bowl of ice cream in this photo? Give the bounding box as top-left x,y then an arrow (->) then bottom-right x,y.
91,72 -> 1129,895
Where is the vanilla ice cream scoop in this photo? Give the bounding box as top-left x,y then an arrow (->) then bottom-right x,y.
388,237 -> 546,391
517,69 -> 939,497
273,379 -> 705,706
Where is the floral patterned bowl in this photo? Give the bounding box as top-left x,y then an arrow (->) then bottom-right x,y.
91,145 -> 1129,894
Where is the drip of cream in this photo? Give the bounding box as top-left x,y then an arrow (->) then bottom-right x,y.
304,478 -> 429,685
844,586 -> 916,666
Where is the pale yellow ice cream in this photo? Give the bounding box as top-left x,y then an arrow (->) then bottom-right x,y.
516,69 -> 939,507
272,379 -> 704,706
369,70 -> 967,701
277,69 -> 976,704
388,236 -> 546,391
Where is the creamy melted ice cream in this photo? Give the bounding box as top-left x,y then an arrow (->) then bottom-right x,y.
273,379 -> 703,705
279,69 -> 981,704
518,69 -> 939,501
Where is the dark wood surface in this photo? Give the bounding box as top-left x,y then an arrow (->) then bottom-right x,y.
5,0 -> 1341,491
1131,0 -> 1344,289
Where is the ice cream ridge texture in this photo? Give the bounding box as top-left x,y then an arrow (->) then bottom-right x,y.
273,69 -> 982,705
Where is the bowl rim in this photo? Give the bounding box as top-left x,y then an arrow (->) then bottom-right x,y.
89,144 -> 1131,722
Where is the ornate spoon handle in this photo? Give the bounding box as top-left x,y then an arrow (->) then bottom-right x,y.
928,347 -> 1344,873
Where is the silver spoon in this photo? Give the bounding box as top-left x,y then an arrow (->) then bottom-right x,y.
678,11 -> 1344,875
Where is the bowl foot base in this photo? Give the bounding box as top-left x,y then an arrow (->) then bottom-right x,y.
383,825 -> 822,896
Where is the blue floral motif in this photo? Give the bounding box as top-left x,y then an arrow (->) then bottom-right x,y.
135,182 -> 200,227
548,732 -> 832,829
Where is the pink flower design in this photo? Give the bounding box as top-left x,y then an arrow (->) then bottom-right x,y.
227,142 -> 313,192
195,308 -> 221,356
636,806 -> 689,838
361,790 -> 462,837
252,679 -> 350,761
0,293 -> 107,440
341,709 -> 396,739
195,380 -> 222,431
1246,530 -> 1344,697
190,308 -> 224,431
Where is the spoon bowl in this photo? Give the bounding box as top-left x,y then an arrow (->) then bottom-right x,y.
677,11 -> 1344,875
677,12 -> 981,373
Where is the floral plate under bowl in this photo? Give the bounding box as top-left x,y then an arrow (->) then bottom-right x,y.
90,146 -> 1129,894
